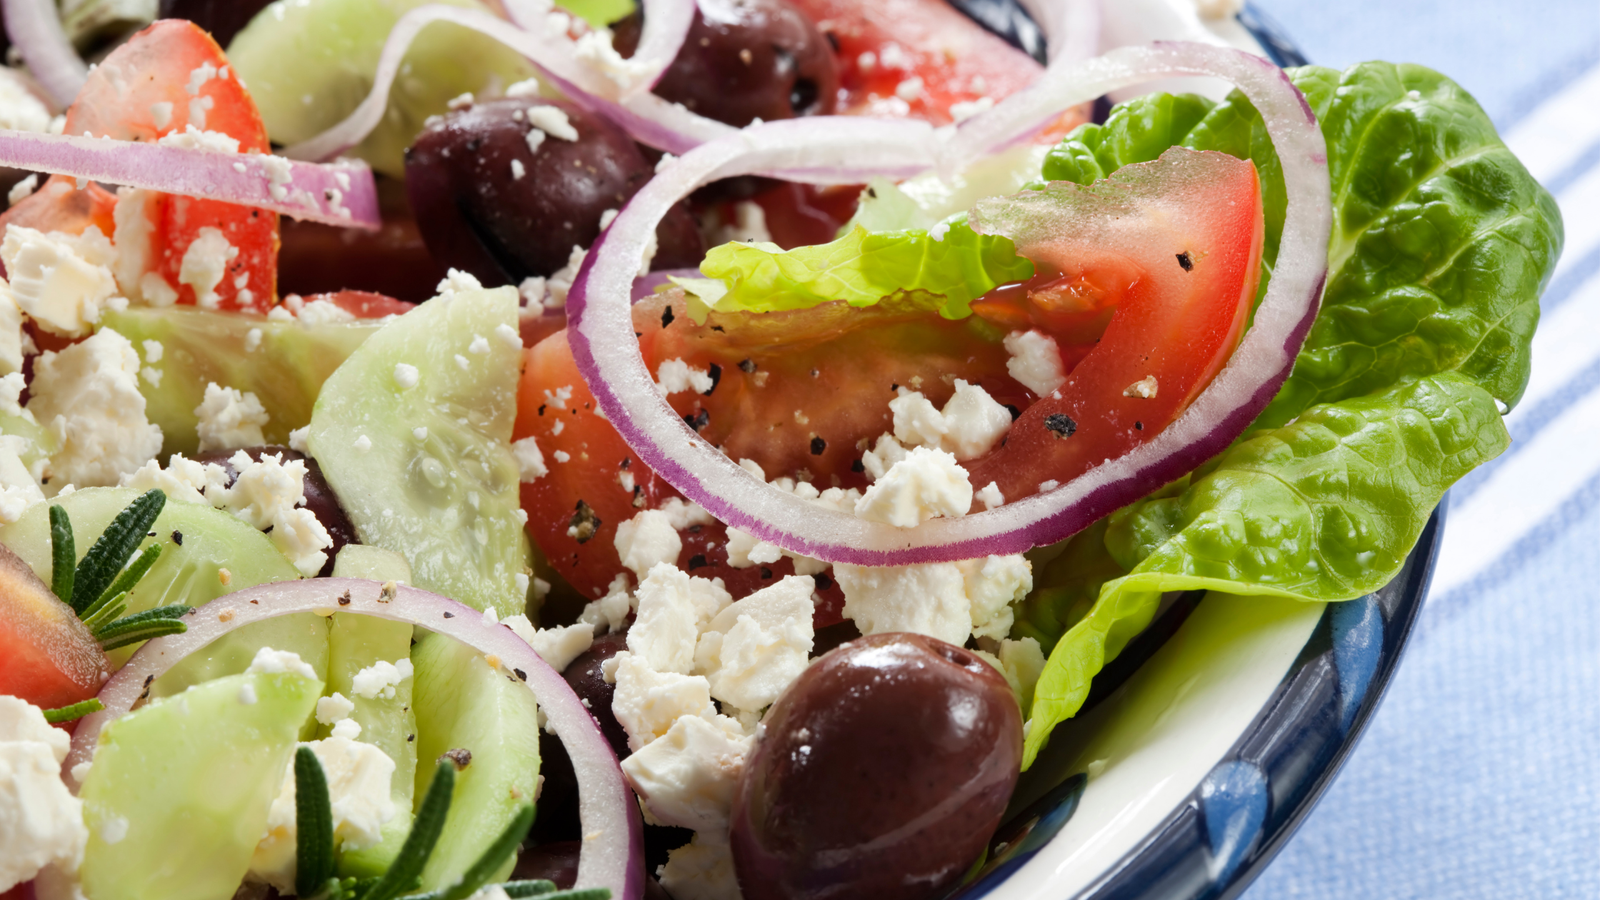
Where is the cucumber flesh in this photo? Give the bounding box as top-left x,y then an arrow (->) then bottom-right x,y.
410,631 -> 540,890
309,288 -> 531,618
322,550 -> 418,877
77,667 -> 323,900
227,0 -> 537,177
0,487 -> 322,692
102,305 -> 380,458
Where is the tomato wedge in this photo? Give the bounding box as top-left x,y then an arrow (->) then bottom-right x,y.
0,20 -> 278,313
0,542 -> 107,713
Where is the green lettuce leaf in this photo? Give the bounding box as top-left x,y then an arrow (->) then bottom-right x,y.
1022,372 -> 1510,766
1041,63 -> 1563,427
696,223 -> 1034,321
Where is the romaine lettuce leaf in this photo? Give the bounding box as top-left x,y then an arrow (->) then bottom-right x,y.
1022,372 -> 1510,766
696,223 -> 1034,320
1040,63 -> 1564,428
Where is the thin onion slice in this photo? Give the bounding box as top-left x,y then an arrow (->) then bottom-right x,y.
0,129 -> 380,229
284,2 -> 729,163
2,0 -> 87,109
66,579 -> 642,900
1018,0 -> 1102,64
618,0 -> 696,98
565,41 -> 1330,567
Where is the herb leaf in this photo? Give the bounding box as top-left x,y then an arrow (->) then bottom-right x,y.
42,698 -> 104,724
359,760 -> 455,900
48,504 -> 74,603
70,489 -> 165,615
93,603 -> 191,651
296,746 -> 337,896
404,804 -> 536,900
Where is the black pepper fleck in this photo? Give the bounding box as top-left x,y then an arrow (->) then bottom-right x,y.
337,590 -> 352,606
1045,413 -> 1077,438
440,748 -> 473,770
513,668 -> 528,681
815,572 -> 834,591
738,358 -> 757,374
688,553 -> 708,569
1134,421 -> 1144,430
1177,251 -> 1193,272
810,436 -> 827,456
759,566 -> 774,579
704,363 -> 722,396
443,611 -> 455,618
684,408 -> 710,432
171,530 -> 184,545
1004,404 -> 1022,422
850,458 -> 865,473
661,306 -> 675,328
569,500 -> 602,543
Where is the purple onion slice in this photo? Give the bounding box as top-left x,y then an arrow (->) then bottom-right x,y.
565,41 -> 1331,567
0,129 -> 381,229
67,578 -> 643,900
2,0 -> 87,109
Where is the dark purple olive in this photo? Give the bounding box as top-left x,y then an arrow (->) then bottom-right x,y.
157,0 -> 275,47
561,631 -> 632,761
404,98 -> 703,286
513,839 -> 580,888
730,632 -> 1022,900
189,446 -> 357,578
613,0 -> 839,127
278,176 -> 446,304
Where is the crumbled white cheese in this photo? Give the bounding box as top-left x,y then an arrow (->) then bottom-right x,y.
28,328 -> 162,487
0,284 -> 23,376
295,299 -> 355,326
288,425 -> 309,452
660,832 -> 741,900
629,563 -> 732,675
0,225 -> 119,337
1004,330 -> 1067,396
949,96 -> 996,122
578,573 -> 636,634
525,105 -> 579,141
505,616 -> 593,672
890,389 -> 945,448
620,714 -> 751,833
0,696 -> 86,893
156,124 -> 240,155
393,363 -> 419,390
695,575 -> 813,712
350,658 -> 414,700
573,30 -> 654,88
543,245 -> 586,308
860,433 -> 910,481
854,446 -> 973,527
895,76 -> 925,102
5,174 -> 35,209
938,380 -> 1013,458
1123,375 -> 1158,399
0,72 -> 52,135
655,358 -> 714,397
194,382 -> 270,452
961,554 -> 1032,641
111,187 -> 156,303
710,201 -> 772,245
609,651 -> 719,751
975,481 -> 1005,510
251,734 -> 397,891
505,78 -> 542,98
834,561 -> 973,646
435,268 -> 483,299
245,646 -> 319,680
0,436 -> 44,524
139,271 -> 178,307
316,692 -> 356,726
615,509 -> 684,581
177,227 -> 238,309
511,436 -> 548,482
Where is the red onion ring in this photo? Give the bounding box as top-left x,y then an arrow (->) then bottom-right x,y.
2,0 -> 86,110
0,129 -> 381,229
565,41 -> 1330,567
618,0 -> 696,98
66,579 -> 641,900
284,2 -> 728,163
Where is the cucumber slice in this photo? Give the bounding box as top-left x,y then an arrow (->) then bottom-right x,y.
323,545 -> 419,876
0,487 -> 324,692
0,407 -> 57,476
227,0 -> 537,178
411,631 -> 540,890
102,306 -> 381,457
309,287 -> 531,618
78,666 -> 323,900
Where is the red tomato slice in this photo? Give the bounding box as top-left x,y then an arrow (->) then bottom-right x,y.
0,20 -> 278,312
963,150 -> 1263,501
304,290 -> 415,320
519,150 -> 1263,614
0,546 -> 108,713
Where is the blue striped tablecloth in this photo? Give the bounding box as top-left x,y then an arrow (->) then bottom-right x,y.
1236,1 -> 1600,896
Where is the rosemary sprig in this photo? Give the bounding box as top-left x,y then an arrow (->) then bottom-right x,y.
68,489 -> 165,614
404,804 -> 537,900
48,504 -> 74,602
96,542 -> 163,613
296,747 -> 338,897
93,604 -> 191,651
42,698 -> 104,724
358,760 -> 457,900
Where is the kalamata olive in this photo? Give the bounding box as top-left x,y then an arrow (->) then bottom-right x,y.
157,0 -> 275,47
278,177 -> 446,304
189,446 -> 357,577
512,840 -> 581,888
561,631 -> 632,761
613,0 -> 839,127
404,98 -> 703,286
730,632 -> 1022,900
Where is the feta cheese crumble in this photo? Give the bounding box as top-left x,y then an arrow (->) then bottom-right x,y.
0,696 -> 87,892
1004,330 -> 1067,397
28,328 -> 162,487
194,382 -> 270,452
854,446 -> 973,527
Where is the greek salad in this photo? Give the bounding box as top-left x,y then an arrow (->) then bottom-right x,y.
0,1 -> 1563,900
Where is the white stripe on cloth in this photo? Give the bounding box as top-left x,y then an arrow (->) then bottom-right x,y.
1429,60 -> 1600,599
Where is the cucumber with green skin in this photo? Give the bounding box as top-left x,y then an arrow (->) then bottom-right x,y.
227,0 -> 537,178
102,305 -> 381,458
78,666 -> 323,900
308,287 -> 531,618
0,487 -> 324,697
410,631 -> 540,890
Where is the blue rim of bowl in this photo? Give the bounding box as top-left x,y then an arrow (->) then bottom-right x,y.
952,497 -> 1445,900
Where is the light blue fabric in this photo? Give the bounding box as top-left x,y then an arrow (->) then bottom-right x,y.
1239,2 -> 1600,897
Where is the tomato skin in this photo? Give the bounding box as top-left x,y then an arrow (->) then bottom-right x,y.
0,20 -> 279,313
306,290 -> 414,320
0,543 -> 108,713
965,151 -> 1265,503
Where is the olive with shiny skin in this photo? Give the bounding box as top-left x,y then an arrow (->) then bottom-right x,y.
612,0 -> 839,127
190,446 -> 356,577
730,632 -> 1022,900
404,98 -> 703,287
